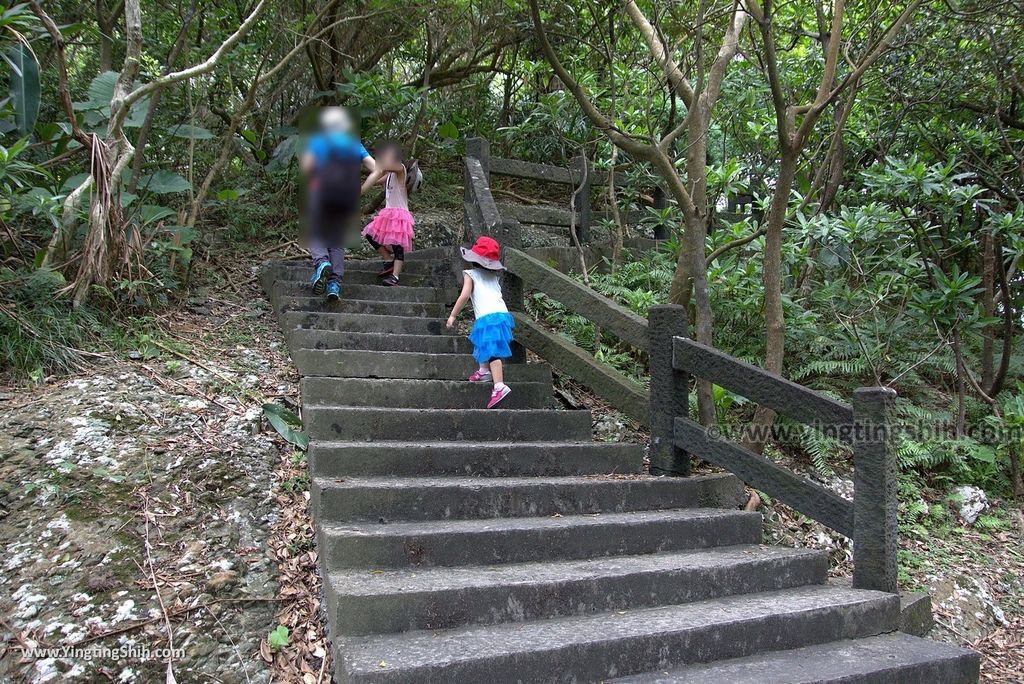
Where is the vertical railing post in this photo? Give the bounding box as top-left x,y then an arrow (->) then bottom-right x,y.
466,137 -> 490,179
852,387 -> 899,593
571,154 -> 591,245
652,186 -> 669,240
648,305 -> 690,476
464,138 -> 491,241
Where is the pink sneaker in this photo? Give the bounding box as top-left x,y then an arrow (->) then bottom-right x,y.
487,385 -> 511,408
468,369 -> 491,382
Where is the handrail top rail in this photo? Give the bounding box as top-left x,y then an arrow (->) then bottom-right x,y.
503,247 -> 649,351
489,155 -> 610,186
672,335 -> 855,441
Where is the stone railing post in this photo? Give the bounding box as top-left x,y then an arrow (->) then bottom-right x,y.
852,387 -> 898,593
648,305 -> 690,476
464,138 -> 491,241
571,154 -> 591,245
466,137 -> 490,180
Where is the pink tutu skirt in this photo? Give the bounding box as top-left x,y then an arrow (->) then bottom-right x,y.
361,207 -> 415,252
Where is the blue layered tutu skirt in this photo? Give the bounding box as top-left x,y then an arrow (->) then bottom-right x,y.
469,312 -> 515,364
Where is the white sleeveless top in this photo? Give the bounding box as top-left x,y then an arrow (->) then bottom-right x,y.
384,168 -> 409,210
465,269 -> 507,318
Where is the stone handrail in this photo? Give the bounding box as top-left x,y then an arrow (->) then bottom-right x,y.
463,149 -> 649,421
648,304 -> 898,594
501,247 -> 651,423
503,248 -> 649,351
465,143 -> 899,596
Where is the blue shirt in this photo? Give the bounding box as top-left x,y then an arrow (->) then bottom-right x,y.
306,131 -> 369,166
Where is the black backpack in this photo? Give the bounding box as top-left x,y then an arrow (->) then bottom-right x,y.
317,149 -> 361,213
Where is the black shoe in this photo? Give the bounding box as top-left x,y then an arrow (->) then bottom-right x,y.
381,274 -> 399,287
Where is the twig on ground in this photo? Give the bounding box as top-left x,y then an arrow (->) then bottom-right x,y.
141,364 -> 237,414
260,240 -> 298,257
73,597 -> 284,647
141,492 -> 178,681
203,604 -> 252,684
152,340 -> 236,385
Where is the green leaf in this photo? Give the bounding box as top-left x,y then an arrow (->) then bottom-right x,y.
268,625 -> 289,650
140,204 -> 176,225
7,43 -> 40,135
262,403 -> 309,450
438,121 -> 458,139
75,71 -> 150,127
168,123 -> 214,139
969,445 -> 996,464
86,71 -> 119,106
138,170 -> 191,194
60,172 -> 91,193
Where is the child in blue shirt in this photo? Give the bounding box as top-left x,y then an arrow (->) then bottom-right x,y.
301,107 -> 375,300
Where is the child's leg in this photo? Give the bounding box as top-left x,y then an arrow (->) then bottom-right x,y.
327,246 -> 345,282
309,241 -> 332,294
365,235 -> 392,260
486,359 -> 511,408
489,359 -> 504,385
391,245 -> 405,278
310,244 -> 329,267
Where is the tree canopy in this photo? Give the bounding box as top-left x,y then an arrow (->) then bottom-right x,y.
1,0 -> 1022,499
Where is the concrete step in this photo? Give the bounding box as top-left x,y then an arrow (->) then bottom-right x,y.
311,473 -> 747,524
338,259 -> 450,275
319,499 -> 752,569
609,633 -> 980,683
262,266 -> 441,289
292,350 -> 551,382
308,440 -> 641,477
334,585 -> 900,684
300,377 -> 552,409
266,258 -> 450,280
287,329 -> 474,354
281,311 -> 456,336
272,280 -> 458,303
325,545 -> 828,636
304,407 -> 592,442
275,295 -> 447,318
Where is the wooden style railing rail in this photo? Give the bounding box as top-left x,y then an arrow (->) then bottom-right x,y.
467,136 -> 653,244
463,147 -> 899,595
649,304 -> 898,594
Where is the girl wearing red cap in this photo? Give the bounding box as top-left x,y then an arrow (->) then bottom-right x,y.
446,236 -> 514,408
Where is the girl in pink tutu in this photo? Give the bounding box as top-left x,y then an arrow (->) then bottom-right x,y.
360,141 -> 415,286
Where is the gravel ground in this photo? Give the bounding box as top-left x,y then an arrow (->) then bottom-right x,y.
0,270 -> 299,682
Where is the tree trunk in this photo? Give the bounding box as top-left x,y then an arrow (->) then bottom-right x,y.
981,228 -> 996,389
747,146 -> 799,450
684,103 -> 716,426
96,1 -> 116,72
952,330 -> 967,439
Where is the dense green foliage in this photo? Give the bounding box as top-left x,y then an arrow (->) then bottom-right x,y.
0,0 -> 1021,502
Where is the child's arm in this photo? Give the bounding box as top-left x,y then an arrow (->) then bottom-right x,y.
360,168 -> 385,195
446,273 -> 474,329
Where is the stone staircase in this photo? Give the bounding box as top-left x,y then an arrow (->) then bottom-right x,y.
261,254 -> 979,684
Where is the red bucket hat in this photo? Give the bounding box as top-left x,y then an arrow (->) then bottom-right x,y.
460,235 -> 504,270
